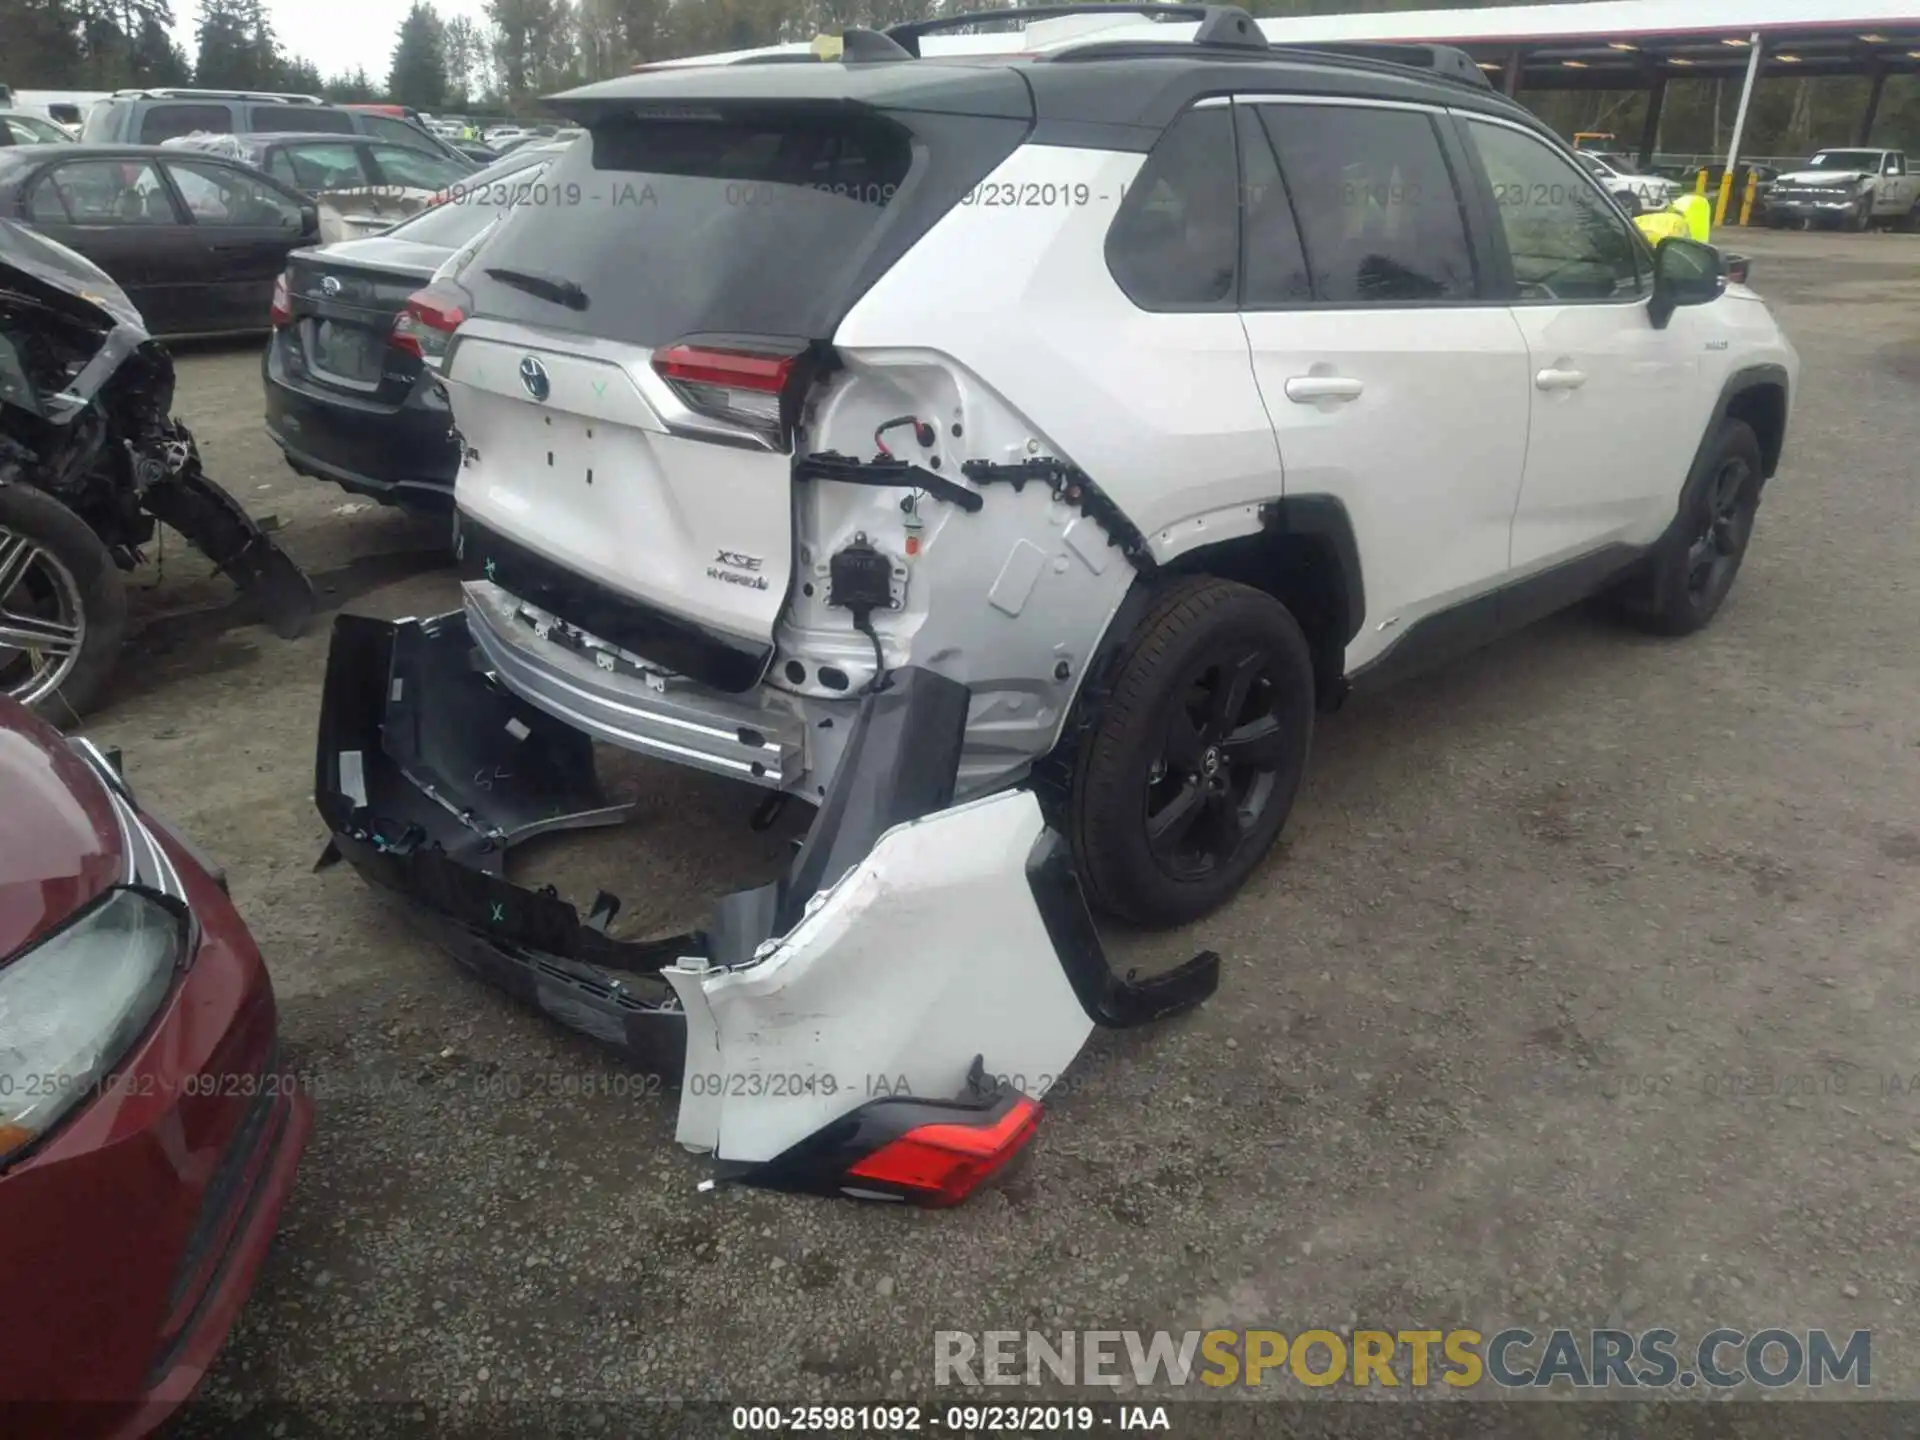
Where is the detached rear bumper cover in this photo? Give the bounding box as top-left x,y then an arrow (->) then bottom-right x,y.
314,611 -> 1218,1198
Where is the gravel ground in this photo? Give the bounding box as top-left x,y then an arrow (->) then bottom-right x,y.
64,230 -> 1919,1431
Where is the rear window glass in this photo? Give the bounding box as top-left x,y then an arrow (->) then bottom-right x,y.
461,113 -> 915,347
394,157 -> 554,247
249,105 -> 357,135
140,104 -> 232,144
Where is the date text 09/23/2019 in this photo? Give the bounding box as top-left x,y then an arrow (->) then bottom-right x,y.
731,1405 -> 1171,1432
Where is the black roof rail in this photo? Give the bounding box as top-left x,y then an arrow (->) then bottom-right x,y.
1270,41 -> 1493,91
885,4 -> 1264,57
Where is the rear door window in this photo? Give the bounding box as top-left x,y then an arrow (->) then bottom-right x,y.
1234,105 -> 1312,307
1104,106 -> 1239,311
36,159 -> 176,224
361,113 -> 437,150
247,105 -> 356,135
163,158 -> 305,227
273,141 -> 373,190
139,103 -> 232,144
1254,102 -> 1478,304
368,143 -> 465,190
26,172 -> 71,223
461,112 -> 917,347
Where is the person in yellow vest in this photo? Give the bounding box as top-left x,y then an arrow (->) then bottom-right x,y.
1635,192 -> 1711,246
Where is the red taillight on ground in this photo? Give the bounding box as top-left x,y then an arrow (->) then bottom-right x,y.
846,1095 -> 1042,1206
651,341 -> 806,442
268,271 -> 292,328
390,290 -> 464,365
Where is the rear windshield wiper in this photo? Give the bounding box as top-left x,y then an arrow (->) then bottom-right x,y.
483,267 -> 589,311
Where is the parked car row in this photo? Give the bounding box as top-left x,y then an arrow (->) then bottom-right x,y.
0,92 -> 519,338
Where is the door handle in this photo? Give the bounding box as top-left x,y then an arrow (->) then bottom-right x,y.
1284,375 -> 1364,403
1535,367 -> 1586,391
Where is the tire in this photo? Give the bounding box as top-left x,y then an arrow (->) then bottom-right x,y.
1902,199 -> 1920,234
1608,420 -> 1764,638
1849,198 -> 1873,232
1069,576 -> 1315,928
0,484 -> 127,724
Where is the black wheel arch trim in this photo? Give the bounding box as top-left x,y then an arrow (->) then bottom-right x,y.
1697,363 -> 1791,482
1255,494 -> 1366,647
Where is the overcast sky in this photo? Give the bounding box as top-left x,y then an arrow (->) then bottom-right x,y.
172,0 -> 495,85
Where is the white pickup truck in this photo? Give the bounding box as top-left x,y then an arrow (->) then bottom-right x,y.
1767,147 -> 1920,231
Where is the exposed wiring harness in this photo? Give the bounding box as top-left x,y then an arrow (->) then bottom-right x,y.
873,415 -> 936,458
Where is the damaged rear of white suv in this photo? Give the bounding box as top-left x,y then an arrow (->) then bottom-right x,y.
313,5 -> 1796,1204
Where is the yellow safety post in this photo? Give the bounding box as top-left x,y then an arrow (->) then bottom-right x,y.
1696,167 -> 1710,195
1714,170 -> 1736,227
1739,171 -> 1758,227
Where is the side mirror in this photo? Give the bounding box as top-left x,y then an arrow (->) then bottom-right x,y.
299,202 -> 319,235
1649,237 -> 1722,329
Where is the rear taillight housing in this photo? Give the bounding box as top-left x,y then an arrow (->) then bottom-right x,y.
846,1094 -> 1042,1207
268,270 -> 292,328
651,340 -> 807,445
390,289 -> 464,367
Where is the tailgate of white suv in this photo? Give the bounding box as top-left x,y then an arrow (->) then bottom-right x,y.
446,320 -> 793,651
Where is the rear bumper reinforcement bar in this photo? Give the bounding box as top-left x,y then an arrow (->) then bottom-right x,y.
313,610 -> 1218,1199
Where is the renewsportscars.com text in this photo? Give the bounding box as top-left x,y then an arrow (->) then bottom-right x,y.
935,1327 -> 1871,1390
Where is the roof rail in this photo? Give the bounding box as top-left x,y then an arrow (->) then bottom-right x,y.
1269,41 -> 1492,91
111,86 -> 328,104
885,4 -> 1264,57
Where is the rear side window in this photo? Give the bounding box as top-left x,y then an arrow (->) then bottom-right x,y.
1255,103 -> 1477,304
361,113 -> 436,149
272,141 -> 371,190
462,112 -> 917,347
248,105 -> 356,135
1234,105 -> 1312,307
369,143 -> 465,190
1105,106 -> 1239,311
139,104 -> 232,144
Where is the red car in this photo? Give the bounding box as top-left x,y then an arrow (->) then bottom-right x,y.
0,698 -> 309,1438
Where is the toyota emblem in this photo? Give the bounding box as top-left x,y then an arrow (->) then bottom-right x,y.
519,355 -> 550,402
319,275 -> 341,297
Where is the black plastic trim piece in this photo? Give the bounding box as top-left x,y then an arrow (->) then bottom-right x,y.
453,510 -> 773,694
729,1061 -> 1023,1200
311,610 -> 697,1070
795,451 -> 984,513
1697,363 -> 1791,481
1024,829 -> 1219,1027
960,457 -> 1158,574
780,666 -> 972,929
1257,495 -> 1366,647
838,27 -> 915,62
1345,542 -> 1645,696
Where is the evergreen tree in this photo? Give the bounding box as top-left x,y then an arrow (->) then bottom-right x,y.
389,1 -> 449,109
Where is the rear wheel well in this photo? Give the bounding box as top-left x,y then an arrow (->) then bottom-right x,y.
1164,528 -> 1355,705
1725,382 -> 1787,478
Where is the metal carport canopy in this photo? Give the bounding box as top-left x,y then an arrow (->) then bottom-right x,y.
1253,0 -> 1920,205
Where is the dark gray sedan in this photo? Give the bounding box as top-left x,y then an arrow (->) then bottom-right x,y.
0,143 -> 319,336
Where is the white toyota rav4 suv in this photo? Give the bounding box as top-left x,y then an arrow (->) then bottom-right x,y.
313,6 -> 1797,1203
